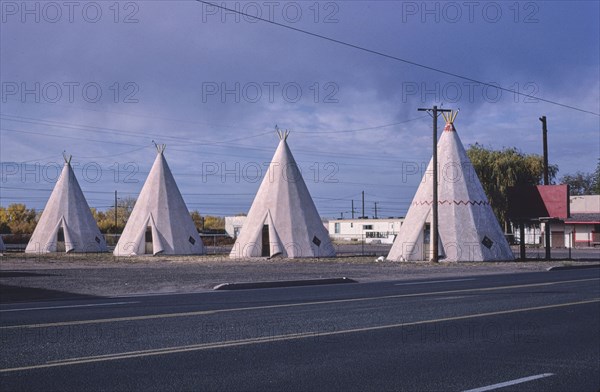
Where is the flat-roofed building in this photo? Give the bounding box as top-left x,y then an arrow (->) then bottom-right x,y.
328,218 -> 404,244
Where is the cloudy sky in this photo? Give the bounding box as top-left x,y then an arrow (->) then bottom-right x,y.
1,0 -> 598,218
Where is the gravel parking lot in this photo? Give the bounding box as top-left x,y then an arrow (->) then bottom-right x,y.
1,252 -> 597,302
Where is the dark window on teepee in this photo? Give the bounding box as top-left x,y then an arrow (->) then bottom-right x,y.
312,236 -> 321,247
482,236 -> 494,249
189,236 -> 196,245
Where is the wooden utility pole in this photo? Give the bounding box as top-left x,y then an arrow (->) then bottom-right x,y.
418,106 -> 452,262
374,202 -> 378,219
519,222 -> 526,260
114,190 -> 118,229
351,200 -> 355,219
541,116 -> 549,185
540,115 -> 551,260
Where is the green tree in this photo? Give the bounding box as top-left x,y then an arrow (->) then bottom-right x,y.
466,144 -> 558,230
560,171 -> 596,195
189,210 -> 225,232
559,159 -> 600,195
190,210 -> 203,231
204,216 -> 225,231
0,207 -> 9,234
0,203 -> 38,234
93,196 -> 137,233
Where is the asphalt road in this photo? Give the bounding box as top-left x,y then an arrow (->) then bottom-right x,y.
1,269 -> 599,391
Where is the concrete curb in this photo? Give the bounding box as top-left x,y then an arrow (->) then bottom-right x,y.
547,264 -> 600,271
213,277 -> 357,290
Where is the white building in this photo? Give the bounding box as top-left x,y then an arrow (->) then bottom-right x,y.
225,216 -> 247,239
564,195 -> 600,247
328,218 -> 404,244
226,215 -> 330,240
227,215 -> 398,244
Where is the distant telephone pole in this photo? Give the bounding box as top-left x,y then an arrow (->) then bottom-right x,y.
418,106 -> 452,262
114,190 -> 118,229
374,202 -> 378,219
361,191 -> 365,219
351,200 -> 355,219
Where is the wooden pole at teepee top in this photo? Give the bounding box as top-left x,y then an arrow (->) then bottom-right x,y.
62,151 -> 72,164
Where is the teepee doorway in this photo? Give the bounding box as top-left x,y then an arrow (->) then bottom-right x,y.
423,223 -> 430,261
261,225 -> 270,257
145,226 -> 153,254
422,223 -> 444,260
56,227 -> 66,252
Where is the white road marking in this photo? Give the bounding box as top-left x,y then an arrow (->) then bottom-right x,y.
462,373 -> 554,392
2,278 -> 597,330
0,301 -> 139,313
429,296 -> 469,301
1,301 -> 596,373
394,278 -> 475,286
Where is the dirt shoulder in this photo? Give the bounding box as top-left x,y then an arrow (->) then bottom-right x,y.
1,253 -> 597,299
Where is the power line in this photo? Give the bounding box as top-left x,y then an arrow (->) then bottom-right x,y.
293,116 -> 427,133
0,125 -> 412,163
1,113 -> 424,143
0,114 -> 434,164
0,127 -> 143,147
197,1 -> 599,117
0,96 -> 256,130
0,114 -> 274,147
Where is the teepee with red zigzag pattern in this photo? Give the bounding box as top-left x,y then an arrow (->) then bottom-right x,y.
387,112 -> 513,262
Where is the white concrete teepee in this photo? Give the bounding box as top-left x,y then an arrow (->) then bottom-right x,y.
25,154 -> 108,253
387,112 -> 513,262
230,130 -> 335,258
114,145 -> 205,256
